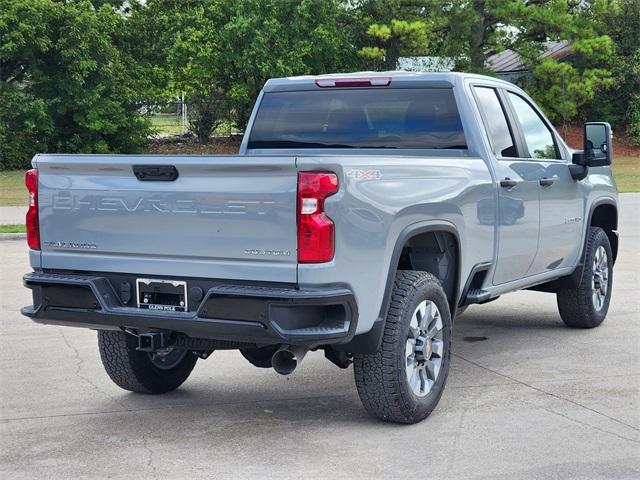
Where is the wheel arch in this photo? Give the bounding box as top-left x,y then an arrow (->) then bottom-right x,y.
380,221 -> 462,317
530,198 -> 618,294
588,200 -> 618,264
334,222 -> 461,354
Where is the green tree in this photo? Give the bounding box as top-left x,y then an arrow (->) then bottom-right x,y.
352,0 -> 441,71
155,0 -> 356,134
187,90 -> 228,142
529,36 -> 615,134
359,19 -> 430,70
217,0 -> 357,128
0,0 -> 52,169
424,0 -> 615,131
353,1 -> 587,72
150,0 -> 230,140
437,0 -> 582,72
0,0 -> 152,170
587,0 -> 640,145
520,1 -> 620,133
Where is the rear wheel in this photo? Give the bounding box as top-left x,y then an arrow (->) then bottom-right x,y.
353,271 -> 452,424
557,227 -> 613,328
98,330 -> 197,394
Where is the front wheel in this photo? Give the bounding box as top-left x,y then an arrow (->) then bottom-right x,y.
353,271 -> 452,424
557,227 -> 613,328
98,330 -> 198,394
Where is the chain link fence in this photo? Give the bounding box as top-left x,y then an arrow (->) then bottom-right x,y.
143,94 -> 241,139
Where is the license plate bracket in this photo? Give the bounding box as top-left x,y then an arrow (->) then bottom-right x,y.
136,278 -> 188,312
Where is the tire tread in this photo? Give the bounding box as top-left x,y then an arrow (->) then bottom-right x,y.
98,330 -> 197,394
353,271 -> 451,424
557,227 -> 612,329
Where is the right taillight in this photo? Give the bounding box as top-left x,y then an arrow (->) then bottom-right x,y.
297,172 -> 338,263
25,169 -> 40,250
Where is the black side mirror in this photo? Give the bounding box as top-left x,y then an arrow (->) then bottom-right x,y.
584,122 -> 612,167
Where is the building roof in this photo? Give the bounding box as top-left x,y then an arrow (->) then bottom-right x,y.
487,41 -> 572,73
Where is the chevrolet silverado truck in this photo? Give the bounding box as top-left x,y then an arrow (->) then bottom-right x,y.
22,72 -> 618,424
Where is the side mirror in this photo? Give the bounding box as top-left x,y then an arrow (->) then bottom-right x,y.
584,122 -> 612,167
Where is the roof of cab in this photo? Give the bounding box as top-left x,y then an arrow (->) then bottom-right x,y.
262,71 -> 514,92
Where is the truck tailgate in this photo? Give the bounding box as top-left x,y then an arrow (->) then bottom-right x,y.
34,155 -> 298,283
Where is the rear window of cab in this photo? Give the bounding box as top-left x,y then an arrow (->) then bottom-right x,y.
248,88 -> 466,150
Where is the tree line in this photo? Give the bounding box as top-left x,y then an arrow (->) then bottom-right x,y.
1,0 -> 638,169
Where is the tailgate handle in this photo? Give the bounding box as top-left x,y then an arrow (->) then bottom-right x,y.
133,165 -> 179,181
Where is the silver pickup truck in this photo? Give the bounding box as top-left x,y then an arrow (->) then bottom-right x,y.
22,72 -> 618,424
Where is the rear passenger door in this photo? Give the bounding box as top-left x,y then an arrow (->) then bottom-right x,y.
504,91 -> 584,273
472,86 -> 541,285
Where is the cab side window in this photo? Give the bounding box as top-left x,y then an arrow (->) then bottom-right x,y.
507,92 -> 560,160
473,87 -> 517,158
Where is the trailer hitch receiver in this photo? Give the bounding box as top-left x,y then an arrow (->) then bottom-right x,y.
137,332 -> 170,352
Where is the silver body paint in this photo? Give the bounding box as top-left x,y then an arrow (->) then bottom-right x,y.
31,72 -> 618,336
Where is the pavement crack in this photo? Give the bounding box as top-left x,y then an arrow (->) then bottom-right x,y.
544,407 -> 640,444
454,353 -> 640,433
58,328 -> 131,412
140,426 -> 160,480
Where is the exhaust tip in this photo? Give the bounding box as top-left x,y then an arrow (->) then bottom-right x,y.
271,346 -> 307,375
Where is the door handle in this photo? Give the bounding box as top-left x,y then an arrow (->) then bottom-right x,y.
500,178 -> 517,189
539,177 -> 555,187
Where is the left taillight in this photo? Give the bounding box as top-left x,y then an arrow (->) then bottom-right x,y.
25,169 -> 40,250
297,172 -> 339,263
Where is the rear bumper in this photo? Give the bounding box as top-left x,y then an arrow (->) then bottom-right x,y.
21,272 -> 357,347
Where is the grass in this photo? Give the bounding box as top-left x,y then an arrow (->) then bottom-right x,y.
148,115 -> 240,138
0,170 -> 26,206
149,114 -> 185,136
612,156 -> 640,193
0,154 -> 637,209
0,224 -> 25,233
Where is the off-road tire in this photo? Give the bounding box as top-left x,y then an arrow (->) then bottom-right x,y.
557,227 -> 613,328
353,271 -> 452,424
98,330 -> 197,393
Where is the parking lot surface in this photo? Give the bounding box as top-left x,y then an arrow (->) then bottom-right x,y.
1,194 -> 638,479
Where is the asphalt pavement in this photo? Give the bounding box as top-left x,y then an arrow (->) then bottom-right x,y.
1,194 -> 638,479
